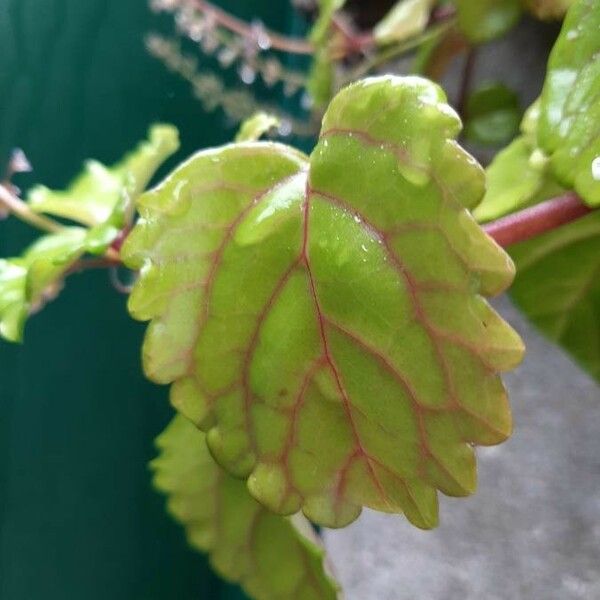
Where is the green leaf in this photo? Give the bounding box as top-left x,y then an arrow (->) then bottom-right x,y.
374,0 -> 436,46
310,0 -> 346,45
0,126 -> 179,343
474,136 -> 566,222
0,260 -> 28,342
0,228 -> 88,342
474,99 -> 566,222
522,0 -> 576,19
236,113 -> 281,142
152,415 -> 340,600
124,76 -> 524,529
537,0 -> 600,206
509,211 -> 600,381
464,83 -> 521,146
455,0 -> 522,43
27,124 -> 179,226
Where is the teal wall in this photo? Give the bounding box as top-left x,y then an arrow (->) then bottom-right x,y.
0,1 -> 298,598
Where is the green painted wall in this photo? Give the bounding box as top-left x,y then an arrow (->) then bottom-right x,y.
0,1 -> 298,597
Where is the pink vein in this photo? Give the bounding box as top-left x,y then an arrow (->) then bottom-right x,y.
309,184 -> 501,438
302,186 -> 394,512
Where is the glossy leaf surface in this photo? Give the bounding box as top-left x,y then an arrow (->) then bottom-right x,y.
538,0 -> 600,206
152,415 -> 339,600
124,76 -> 524,529
455,0 -> 522,43
510,211 -> 600,381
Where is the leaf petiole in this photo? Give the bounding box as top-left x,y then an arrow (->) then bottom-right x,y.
0,183 -> 64,234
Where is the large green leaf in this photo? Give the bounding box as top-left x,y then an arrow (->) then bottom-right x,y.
152,415 -> 340,600
27,124 -> 179,227
455,0 -> 522,43
124,76 -> 524,529
510,212 -> 600,380
538,0 -> 600,205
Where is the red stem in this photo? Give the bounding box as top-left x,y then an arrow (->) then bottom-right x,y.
483,193 -> 592,247
189,0 -> 315,54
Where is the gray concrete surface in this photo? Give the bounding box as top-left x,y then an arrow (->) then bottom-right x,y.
324,298 -> 600,600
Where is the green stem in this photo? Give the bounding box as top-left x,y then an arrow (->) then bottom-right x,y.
0,184 -> 64,234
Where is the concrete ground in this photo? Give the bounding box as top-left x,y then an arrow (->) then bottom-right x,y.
324,298 -> 600,599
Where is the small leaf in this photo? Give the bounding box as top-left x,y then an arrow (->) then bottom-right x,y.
124,76 -> 524,529
0,126 -> 179,342
152,415 -> 340,600
537,0 -> 600,206
0,228 -> 88,342
474,136 -> 566,222
509,211 -> 600,381
27,124 -> 179,226
464,83 -> 521,146
236,113 -> 281,142
522,0 -> 576,19
374,0 -> 436,46
455,0 -> 522,43
0,260 -> 28,342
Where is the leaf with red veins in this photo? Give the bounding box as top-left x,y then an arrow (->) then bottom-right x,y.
123,76 -> 525,530
152,415 -> 340,600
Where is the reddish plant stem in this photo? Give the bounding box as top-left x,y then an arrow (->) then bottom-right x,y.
55,194 -> 596,286
189,0 -> 315,54
483,193 -> 593,247
65,257 -> 121,276
186,0 -> 458,58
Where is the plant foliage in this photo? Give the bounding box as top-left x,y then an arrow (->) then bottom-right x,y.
123,76 -> 524,529
152,415 -> 339,600
0,126 -> 179,342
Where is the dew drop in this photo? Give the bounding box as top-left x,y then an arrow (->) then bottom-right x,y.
592,156 -> 600,181
238,63 -> 256,85
278,120 -> 293,137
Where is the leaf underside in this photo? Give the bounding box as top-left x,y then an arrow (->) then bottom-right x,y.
152,415 -> 339,600
124,76 -> 524,529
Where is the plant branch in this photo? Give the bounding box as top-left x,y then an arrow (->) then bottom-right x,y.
0,183 -> 64,234
65,256 -> 122,276
188,0 -> 314,54
483,193 -> 593,247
